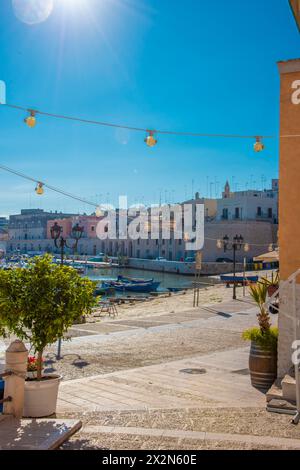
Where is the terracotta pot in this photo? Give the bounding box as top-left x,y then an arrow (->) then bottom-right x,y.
249,341 -> 277,391
23,374 -> 62,418
268,285 -> 279,297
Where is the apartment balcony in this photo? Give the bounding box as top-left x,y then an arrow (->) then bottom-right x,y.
256,213 -> 274,220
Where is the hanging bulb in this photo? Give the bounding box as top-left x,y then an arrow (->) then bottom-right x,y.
216,239 -> 222,249
268,243 -> 273,252
144,130 -> 157,147
254,136 -> 264,152
244,243 -> 250,252
35,182 -> 44,195
24,109 -> 36,128
95,206 -> 102,217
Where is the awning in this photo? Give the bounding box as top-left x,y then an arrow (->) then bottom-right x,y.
253,250 -> 279,263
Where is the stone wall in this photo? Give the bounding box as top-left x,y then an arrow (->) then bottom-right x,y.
127,258 -> 244,276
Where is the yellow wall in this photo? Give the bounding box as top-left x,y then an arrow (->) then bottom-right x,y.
278,59 -> 300,280
203,198 -> 217,218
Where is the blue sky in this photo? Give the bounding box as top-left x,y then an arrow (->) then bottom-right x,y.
0,0 -> 299,216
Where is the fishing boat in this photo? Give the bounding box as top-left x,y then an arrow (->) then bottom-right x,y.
117,275 -> 154,284
103,280 -> 160,293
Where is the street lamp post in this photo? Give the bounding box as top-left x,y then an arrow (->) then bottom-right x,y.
217,234 -> 249,300
50,221 -> 84,358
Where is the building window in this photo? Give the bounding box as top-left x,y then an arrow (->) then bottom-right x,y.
222,208 -> 228,220
235,208 -> 240,219
91,226 -> 95,232
257,207 -> 262,216
268,208 -> 273,218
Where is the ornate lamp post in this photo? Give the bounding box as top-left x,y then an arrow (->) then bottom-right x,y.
50,222 -> 84,266
217,234 -> 250,300
50,221 -> 84,358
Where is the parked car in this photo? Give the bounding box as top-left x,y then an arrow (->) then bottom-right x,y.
216,257 -> 233,263
185,257 -> 195,262
155,257 -> 167,261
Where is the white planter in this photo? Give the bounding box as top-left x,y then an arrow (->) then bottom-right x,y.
27,369 -> 44,380
27,371 -> 38,379
23,374 -> 62,418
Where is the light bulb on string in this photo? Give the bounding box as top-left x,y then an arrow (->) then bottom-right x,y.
216,239 -> 223,249
95,206 -> 103,217
254,136 -> 264,153
144,130 -> 157,147
244,243 -> 250,253
24,109 -> 37,128
35,182 -> 44,195
268,243 -> 273,252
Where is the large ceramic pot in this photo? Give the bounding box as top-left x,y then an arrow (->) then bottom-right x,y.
249,341 -> 277,391
23,374 -> 62,418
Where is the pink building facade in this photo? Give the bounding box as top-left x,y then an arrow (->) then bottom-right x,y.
46,215 -> 99,240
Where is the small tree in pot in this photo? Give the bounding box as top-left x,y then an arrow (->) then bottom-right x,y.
243,281 -> 278,391
0,255 -> 96,416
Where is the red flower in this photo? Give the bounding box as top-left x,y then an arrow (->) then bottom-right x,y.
28,356 -> 36,363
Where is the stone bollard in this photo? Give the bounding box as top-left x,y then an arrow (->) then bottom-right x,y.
3,340 -> 28,418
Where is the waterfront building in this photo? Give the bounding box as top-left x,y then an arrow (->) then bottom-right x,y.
8,209 -> 76,253
0,228 -> 8,253
217,180 -> 278,223
7,180 -> 278,263
0,217 -> 8,230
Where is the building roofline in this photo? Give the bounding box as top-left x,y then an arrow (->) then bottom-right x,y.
289,0 -> 300,32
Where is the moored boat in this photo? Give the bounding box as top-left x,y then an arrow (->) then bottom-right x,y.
103,280 -> 160,293
117,275 -> 154,284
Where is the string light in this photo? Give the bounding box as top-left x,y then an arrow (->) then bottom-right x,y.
35,182 -> 44,195
95,206 -> 103,217
144,130 -> 157,147
268,243 -> 274,252
24,109 -> 36,128
0,103 -> 277,148
244,243 -> 250,252
216,239 -> 223,249
254,136 -> 265,152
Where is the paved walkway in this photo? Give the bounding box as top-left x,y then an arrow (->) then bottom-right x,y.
57,298 -> 268,412
57,345 -> 265,412
0,416 -> 81,450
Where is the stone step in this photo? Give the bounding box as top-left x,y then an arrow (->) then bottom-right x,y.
266,379 -> 283,403
281,374 -> 296,403
267,399 -> 296,415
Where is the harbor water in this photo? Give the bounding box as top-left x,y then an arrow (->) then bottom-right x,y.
86,266 -> 216,295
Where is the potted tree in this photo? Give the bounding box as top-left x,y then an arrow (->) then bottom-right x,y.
242,281 -> 278,391
0,254 -> 96,417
